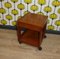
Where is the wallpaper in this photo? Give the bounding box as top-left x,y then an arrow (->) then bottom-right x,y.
0,0 -> 60,31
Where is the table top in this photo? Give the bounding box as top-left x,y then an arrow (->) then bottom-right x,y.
17,13 -> 48,30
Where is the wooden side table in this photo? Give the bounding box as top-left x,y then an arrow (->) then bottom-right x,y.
16,13 -> 48,50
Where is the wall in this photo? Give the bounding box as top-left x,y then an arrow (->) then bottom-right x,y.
0,0 -> 60,31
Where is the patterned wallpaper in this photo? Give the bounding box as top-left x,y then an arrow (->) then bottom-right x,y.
0,0 -> 60,31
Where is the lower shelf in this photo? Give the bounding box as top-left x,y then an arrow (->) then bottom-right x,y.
21,30 -> 39,47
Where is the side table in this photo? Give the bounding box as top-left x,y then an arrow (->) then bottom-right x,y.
16,13 -> 48,50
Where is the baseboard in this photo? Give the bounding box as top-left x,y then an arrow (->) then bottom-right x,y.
0,25 -> 60,35
46,30 -> 60,35
0,25 -> 16,30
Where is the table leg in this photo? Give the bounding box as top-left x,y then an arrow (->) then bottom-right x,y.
43,23 -> 47,38
38,31 -> 43,50
17,26 -> 22,44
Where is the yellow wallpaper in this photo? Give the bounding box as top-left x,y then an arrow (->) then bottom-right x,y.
0,0 -> 60,31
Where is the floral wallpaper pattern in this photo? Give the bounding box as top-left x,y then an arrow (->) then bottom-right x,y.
0,0 -> 60,31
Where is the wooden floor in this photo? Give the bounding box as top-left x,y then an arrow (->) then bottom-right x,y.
0,29 -> 60,59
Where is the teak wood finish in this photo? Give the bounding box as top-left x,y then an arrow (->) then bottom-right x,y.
17,13 -> 48,50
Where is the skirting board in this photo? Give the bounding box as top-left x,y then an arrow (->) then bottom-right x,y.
0,25 -> 60,35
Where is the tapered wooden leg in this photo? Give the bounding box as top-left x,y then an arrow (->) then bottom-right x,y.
38,31 -> 43,50
17,26 -> 22,44
43,23 -> 47,38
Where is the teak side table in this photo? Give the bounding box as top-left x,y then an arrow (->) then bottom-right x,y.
17,13 -> 48,50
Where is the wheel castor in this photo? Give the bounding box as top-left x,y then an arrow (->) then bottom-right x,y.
44,35 -> 47,38
18,40 -> 22,44
19,41 -> 22,44
38,47 -> 42,50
